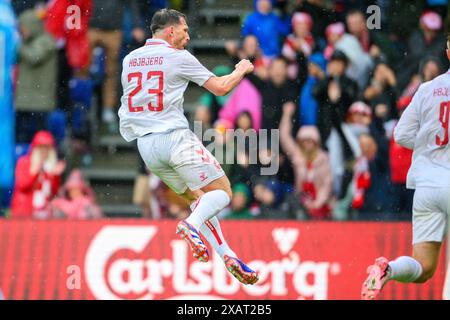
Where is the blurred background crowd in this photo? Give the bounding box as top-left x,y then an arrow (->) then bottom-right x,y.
0,0 -> 449,221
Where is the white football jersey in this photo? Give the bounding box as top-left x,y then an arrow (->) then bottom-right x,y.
394,69 -> 450,189
118,38 -> 214,141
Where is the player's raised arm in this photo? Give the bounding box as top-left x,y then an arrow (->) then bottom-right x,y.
394,89 -> 421,149
203,59 -> 254,96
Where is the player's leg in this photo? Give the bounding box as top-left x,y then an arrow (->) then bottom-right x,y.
170,130 -> 232,231
148,170 -> 212,262
362,187 -> 447,299
199,217 -> 237,259
179,187 -> 202,203
184,175 -> 232,229
195,178 -> 258,285
179,187 -> 238,263
165,173 -> 236,262
187,192 -> 238,258
174,175 -> 231,264
378,242 -> 440,286
200,173 -> 258,284
137,133 -> 210,262
362,242 -> 441,300
172,130 -> 258,284
408,187 -> 448,283
411,241 -> 441,283
176,175 -> 234,265
189,190 -> 237,258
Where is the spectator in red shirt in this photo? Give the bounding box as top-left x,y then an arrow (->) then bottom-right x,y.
11,131 -> 65,219
282,12 -> 314,81
44,0 -> 92,72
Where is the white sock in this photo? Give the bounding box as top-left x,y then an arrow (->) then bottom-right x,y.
388,256 -> 423,283
185,190 -> 230,230
199,216 -> 237,259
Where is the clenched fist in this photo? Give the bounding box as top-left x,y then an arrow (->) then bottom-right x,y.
235,59 -> 254,75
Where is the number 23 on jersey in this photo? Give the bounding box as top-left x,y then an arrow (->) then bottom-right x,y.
127,71 -> 164,112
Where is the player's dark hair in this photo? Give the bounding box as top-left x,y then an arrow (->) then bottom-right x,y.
150,9 -> 187,35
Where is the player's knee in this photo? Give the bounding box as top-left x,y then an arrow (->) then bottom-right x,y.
223,179 -> 232,200
215,179 -> 232,199
223,186 -> 232,201
202,177 -> 232,201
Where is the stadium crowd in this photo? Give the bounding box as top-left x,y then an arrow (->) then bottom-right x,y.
195,0 -> 449,221
0,0 -> 449,221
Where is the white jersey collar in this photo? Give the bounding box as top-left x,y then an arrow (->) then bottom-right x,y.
145,38 -> 171,46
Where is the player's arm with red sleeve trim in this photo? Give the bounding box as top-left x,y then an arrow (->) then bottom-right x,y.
394,87 -> 421,149
179,50 -> 253,96
203,58 -> 254,96
203,70 -> 247,97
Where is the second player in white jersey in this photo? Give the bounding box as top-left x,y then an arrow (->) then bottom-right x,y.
361,36 -> 450,300
119,38 -> 214,141
394,70 -> 450,189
